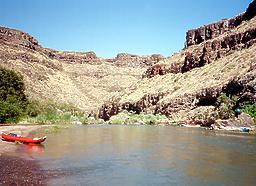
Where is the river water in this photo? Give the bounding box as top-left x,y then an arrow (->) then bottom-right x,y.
18,125 -> 256,185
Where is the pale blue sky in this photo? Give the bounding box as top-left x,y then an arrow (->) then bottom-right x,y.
0,0 -> 252,57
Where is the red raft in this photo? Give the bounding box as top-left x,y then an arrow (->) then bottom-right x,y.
1,132 -> 46,144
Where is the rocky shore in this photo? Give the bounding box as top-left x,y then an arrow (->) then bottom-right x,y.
0,125 -> 54,185
0,155 -> 47,185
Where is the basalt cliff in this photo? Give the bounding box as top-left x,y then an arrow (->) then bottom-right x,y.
0,1 -> 256,126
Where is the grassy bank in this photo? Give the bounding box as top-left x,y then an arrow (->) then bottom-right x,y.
25,100 -> 105,125
109,111 -> 171,125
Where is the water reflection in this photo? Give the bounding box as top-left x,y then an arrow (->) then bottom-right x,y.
20,125 -> 256,185
18,144 -> 45,155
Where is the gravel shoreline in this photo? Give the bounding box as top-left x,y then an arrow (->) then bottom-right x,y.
0,155 -> 48,185
0,125 -> 53,185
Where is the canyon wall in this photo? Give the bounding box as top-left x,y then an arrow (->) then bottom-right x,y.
99,1 -> 256,122
144,0 -> 256,78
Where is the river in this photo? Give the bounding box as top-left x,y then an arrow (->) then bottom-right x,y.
17,125 -> 256,185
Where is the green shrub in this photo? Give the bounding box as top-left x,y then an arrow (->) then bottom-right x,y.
28,112 -> 73,124
241,102 -> 256,123
0,67 -> 27,101
215,93 -> 237,119
109,112 -> 129,124
26,99 -> 82,117
26,100 -> 43,117
0,67 -> 28,123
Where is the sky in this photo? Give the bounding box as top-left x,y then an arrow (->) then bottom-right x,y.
0,0 -> 252,58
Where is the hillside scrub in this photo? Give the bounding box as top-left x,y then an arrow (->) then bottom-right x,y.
214,93 -> 237,120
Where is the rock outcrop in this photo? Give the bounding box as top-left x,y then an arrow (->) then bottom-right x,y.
43,49 -> 98,63
181,28 -> 256,73
185,15 -> 244,47
0,26 -> 99,64
0,27 -> 40,50
110,53 -> 165,67
99,93 -> 166,120
243,0 -> 256,21
99,103 -> 121,121
143,64 -> 167,78
147,27 -> 256,76
185,0 -> 256,47
0,27 -> 164,66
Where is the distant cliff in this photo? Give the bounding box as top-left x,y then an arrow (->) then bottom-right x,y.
185,0 -> 256,47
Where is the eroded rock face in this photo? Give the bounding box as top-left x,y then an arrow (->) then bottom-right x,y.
143,64 -> 168,78
0,27 -> 40,50
223,75 -> 256,103
185,16 -> 243,47
181,28 -> 256,73
98,103 -> 121,121
0,27 -> 99,64
112,53 -> 165,67
98,93 -> 165,120
243,0 -> 256,21
44,50 -> 98,63
215,112 -> 255,128
185,0 -> 256,48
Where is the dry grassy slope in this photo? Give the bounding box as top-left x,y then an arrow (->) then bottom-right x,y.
120,44 -> 255,103
0,42 -> 145,114
62,63 -> 144,112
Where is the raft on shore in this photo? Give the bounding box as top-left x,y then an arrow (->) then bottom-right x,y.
1,132 -> 46,144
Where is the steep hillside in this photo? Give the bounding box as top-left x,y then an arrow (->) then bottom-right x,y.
99,0 -> 256,124
0,27 -> 148,114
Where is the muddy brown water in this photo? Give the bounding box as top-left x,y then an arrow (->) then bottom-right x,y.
14,125 -> 256,185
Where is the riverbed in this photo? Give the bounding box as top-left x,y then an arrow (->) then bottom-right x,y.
4,125 -> 256,185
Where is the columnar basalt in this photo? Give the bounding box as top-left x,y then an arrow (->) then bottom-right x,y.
185,0 -> 256,47
181,28 -> 256,73
185,15 -> 244,48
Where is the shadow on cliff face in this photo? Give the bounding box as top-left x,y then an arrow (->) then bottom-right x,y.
244,0 -> 256,21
